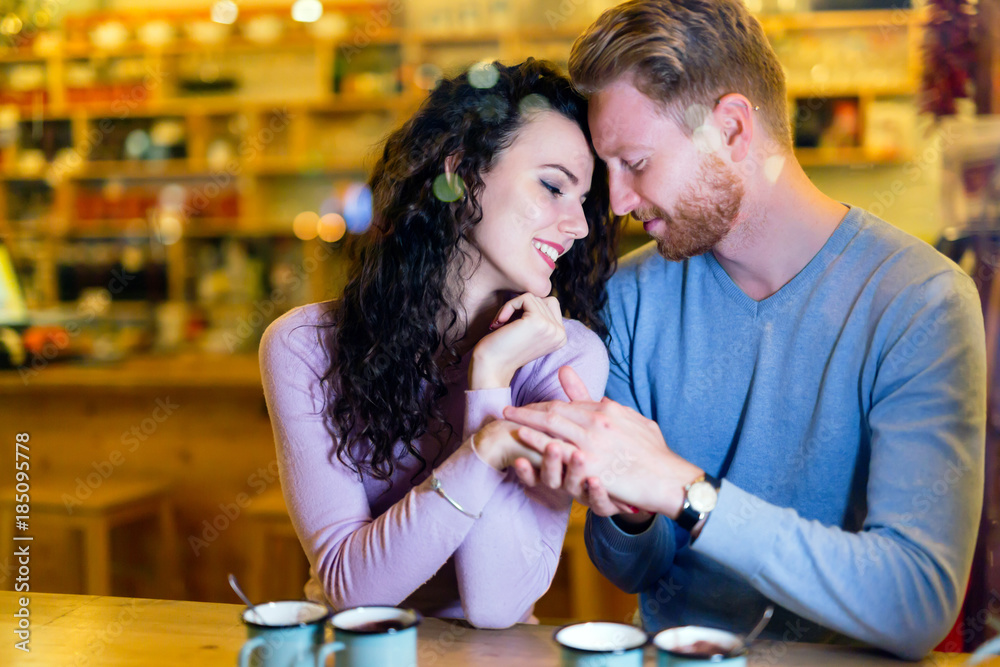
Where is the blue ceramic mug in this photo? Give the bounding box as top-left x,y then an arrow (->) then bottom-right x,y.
330,606 -> 422,667
238,600 -> 343,667
554,621 -> 648,666
653,625 -> 748,666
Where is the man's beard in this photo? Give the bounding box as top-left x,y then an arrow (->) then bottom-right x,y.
634,154 -> 744,262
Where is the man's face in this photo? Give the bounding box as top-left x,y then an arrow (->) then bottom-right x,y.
589,78 -> 744,262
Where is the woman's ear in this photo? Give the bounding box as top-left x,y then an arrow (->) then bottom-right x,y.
444,152 -> 462,176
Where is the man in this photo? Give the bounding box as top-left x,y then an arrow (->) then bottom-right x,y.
503,0 -> 986,659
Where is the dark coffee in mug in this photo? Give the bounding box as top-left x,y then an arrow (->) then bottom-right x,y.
672,640 -> 730,658
345,619 -> 409,633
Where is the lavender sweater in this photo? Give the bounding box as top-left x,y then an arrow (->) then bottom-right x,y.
259,302 -> 609,627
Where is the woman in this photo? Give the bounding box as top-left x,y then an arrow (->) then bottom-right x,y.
259,59 -> 620,628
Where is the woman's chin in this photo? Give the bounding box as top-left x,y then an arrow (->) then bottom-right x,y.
495,275 -> 552,299
526,280 -> 554,299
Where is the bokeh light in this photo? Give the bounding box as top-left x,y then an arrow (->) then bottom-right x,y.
317,213 -> 347,243
157,213 -> 184,245
342,183 -> 373,234
244,15 -> 284,44
293,211 -> 320,240
292,0 -> 324,23
159,183 -> 187,210
468,61 -> 499,89
124,129 -> 151,158
1,14 -> 23,36
683,103 -> 712,131
764,155 -> 786,184
211,0 -> 239,25
137,21 -> 174,48
692,124 -> 722,154
433,173 -> 465,203
518,93 -> 551,117
103,179 -> 125,203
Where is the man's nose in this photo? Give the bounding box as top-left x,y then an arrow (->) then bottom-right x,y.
609,170 -> 640,217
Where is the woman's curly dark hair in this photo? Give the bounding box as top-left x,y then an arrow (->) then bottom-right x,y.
321,58 -> 621,483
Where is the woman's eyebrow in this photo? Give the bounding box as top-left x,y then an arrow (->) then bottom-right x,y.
540,164 -> 578,185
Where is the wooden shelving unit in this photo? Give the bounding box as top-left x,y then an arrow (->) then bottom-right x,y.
0,3 -> 926,311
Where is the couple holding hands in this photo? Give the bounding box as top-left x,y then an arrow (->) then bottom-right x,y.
260,0 -> 986,660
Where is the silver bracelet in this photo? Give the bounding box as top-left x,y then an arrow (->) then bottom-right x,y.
429,476 -> 482,519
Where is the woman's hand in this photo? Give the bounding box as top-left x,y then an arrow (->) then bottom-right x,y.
472,418 -> 575,472
469,294 -> 567,390
513,449 -> 647,519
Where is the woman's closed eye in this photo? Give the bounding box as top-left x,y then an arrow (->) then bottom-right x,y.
541,180 -> 564,197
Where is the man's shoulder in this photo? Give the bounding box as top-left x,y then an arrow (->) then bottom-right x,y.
847,207 -> 964,281
842,208 -> 979,322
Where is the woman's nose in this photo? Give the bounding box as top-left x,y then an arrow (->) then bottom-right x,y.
559,203 -> 589,240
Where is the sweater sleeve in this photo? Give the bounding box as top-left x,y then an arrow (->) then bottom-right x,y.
259,307 -> 506,610
689,271 -> 987,660
586,275 -> 679,593
452,320 -> 611,628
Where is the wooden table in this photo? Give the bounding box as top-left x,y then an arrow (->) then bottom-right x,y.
0,592 -> 993,666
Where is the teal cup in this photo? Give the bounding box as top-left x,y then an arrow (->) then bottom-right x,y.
238,600 -> 343,667
653,626 -> 748,666
330,606 -> 422,667
553,621 -> 648,667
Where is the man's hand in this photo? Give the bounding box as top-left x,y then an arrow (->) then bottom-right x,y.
504,366 -> 703,518
510,367 -> 651,520
472,418 -> 576,472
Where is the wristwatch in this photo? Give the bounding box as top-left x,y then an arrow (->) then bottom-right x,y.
676,473 -> 721,531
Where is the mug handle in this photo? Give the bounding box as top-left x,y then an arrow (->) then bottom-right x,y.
314,640 -> 345,667
238,636 -> 267,667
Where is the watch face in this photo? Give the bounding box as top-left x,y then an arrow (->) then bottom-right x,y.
688,481 -> 718,513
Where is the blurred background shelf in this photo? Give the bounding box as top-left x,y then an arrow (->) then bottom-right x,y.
0,2 -> 930,317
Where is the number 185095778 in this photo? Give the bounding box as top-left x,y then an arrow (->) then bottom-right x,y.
15,433 -> 30,530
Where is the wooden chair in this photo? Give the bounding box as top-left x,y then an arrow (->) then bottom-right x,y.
245,486 -> 309,602
0,475 -> 179,597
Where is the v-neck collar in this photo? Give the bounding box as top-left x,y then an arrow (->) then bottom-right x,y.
704,206 -> 863,318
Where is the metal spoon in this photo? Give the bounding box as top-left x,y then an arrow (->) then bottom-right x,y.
743,604 -> 775,646
228,573 -> 264,623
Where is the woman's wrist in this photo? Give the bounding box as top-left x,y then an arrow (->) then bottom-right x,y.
468,431 -> 505,471
468,351 -> 514,390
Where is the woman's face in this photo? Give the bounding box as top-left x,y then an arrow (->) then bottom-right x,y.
467,109 -> 595,298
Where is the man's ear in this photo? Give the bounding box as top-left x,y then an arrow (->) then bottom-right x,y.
713,93 -> 755,162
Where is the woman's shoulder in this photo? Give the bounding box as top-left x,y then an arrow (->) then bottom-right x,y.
522,318 -> 609,372
560,318 -> 608,356
511,318 -> 610,401
259,301 -> 336,369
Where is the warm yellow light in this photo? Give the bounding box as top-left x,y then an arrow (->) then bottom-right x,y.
293,211 -> 320,240
291,0 -> 323,23
1,14 -> 23,36
317,213 -> 346,243
211,0 -> 239,25
157,213 -> 184,245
